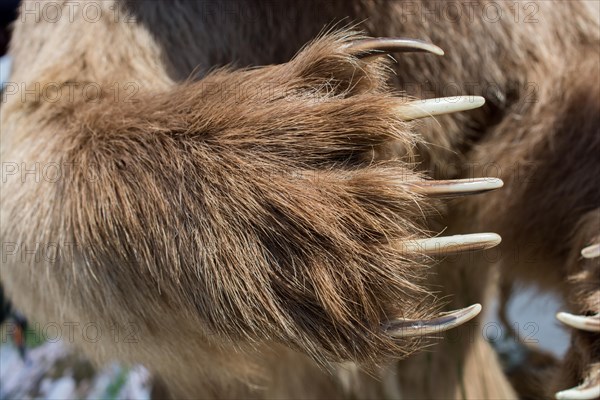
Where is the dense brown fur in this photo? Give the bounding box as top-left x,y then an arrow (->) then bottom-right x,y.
1,1 -> 598,398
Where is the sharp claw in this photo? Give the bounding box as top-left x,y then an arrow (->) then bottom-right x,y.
555,370 -> 600,400
405,178 -> 504,198
385,304 -> 482,337
581,244 -> 600,259
395,96 -> 486,120
556,312 -> 600,333
348,38 -> 444,57
402,233 -> 502,255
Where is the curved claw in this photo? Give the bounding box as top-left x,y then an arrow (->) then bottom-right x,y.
555,369 -> 600,400
581,244 -> 600,259
556,312 -> 600,332
405,178 -> 503,198
348,38 -> 444,57
385,304 -> 482,337
403,233 -> 501,255
395,96 -> 486,121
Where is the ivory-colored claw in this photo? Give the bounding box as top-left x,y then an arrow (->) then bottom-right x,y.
385,304 -> 482,337
348,38 -> 444,57
555,370 -> 600,400
403,233 -> 501,255
396,96 -> 486,121
581,244 -> 600,259
405,178 -> 504,197
556,312 -> 600,332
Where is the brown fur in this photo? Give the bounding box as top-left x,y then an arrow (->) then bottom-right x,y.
1,1 -> 598,398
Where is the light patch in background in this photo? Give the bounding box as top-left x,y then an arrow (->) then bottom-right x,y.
0,55 -> 11,90
0,340 -> 152,400
485,286 -> 570,358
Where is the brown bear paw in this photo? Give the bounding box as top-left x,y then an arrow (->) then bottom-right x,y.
555,243 -> 600,400
201,32 -> 507,362
70,31 -> 505,365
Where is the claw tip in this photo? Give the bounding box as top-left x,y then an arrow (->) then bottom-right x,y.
556,311 -> 600,332
431,46 -> 445,56
581,243 -> 600,259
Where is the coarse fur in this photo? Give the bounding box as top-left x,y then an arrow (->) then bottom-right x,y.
1,1 -> 598,399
